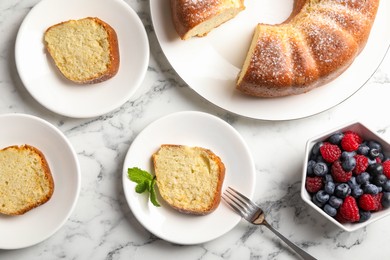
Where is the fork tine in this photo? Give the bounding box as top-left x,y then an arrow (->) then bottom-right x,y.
221,195 -> 246,218
226,186 -> 258,210
223,186 -> 256,218
224,189 -> 253,215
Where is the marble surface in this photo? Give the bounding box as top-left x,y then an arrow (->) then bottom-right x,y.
1,0 -> 390,259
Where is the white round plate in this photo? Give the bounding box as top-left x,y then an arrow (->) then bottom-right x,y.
151,0 -> 390,120
122,111 -> 256,245
0,114 -> 80,249
15,0 -> 149,118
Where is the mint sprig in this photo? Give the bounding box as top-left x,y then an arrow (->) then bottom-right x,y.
128,167 -> 160,207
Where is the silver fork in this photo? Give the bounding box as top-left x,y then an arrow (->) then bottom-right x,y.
223,187 -> 317,260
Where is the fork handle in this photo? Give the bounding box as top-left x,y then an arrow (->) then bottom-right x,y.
262,221 -> 317,260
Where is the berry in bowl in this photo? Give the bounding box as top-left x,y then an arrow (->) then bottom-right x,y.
301,121 -> 390,232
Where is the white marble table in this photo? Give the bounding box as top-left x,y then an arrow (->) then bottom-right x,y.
1,0 -> 390,259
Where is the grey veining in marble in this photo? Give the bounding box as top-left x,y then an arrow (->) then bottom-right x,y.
1,0 -> 390,259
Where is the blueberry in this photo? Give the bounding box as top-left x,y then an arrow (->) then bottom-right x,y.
334,183 -> 351,199
315,190 -> 330,204
315,155 -> 327,164
311,142 -> 323,157
312,195 -> 325,208
357,144 -> 370,156
369,148 -> 380,159
328,132 -> 344,145
359,211 -> 372,223
373,174 -> 387,187
363,183 -> 380,194
313,162 -> 328,177
383,180 -> 390,192
329,196 -> 343,209
351,187 -> 363,198
368,140 -> 382,152
367,163 -> 383,176
368,158 -> 377,165
341,151 -> 357,161
347,176 -> 359,189
342,156 -> 356,172
307,160 -> 316,176
324,174 -> 333,183
323,204 -> 337,217
325,181 -> 335,195
382,192 -> 390,208
356,172 -> 370,185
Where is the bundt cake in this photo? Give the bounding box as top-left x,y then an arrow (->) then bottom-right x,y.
171,0 -> 380,97
170,0 -> 245,40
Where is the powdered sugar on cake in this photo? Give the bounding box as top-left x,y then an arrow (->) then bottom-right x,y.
236,0 -> 379,97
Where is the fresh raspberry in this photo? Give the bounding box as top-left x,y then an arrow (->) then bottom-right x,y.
344,131 -> 363,143
305,176 -> 323,193
383,160 -> 390,179
341,132 -> 362,152
359,194 -> 379,211
331,160 -> 352,182
339,196 -> 360,222
335,211 -> 348,223
353,155 -> 369,175
376,157 -> 382,163
320,142 -> 341,163
373,193 -> 383,211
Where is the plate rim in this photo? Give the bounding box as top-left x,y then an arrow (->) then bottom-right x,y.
122,110 -> 256,244
0,113 -> 81,249
14,0 -> 150,118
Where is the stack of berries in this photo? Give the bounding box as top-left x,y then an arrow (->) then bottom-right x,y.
305,131 -> 390,223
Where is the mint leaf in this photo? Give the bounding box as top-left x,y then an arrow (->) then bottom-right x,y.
135,181 -> 148,193
128,167 -> 153,183
150,177 -> 160,207
127,167 -> 160,207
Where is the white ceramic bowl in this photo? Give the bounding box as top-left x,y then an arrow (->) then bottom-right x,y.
301,121 -> 390,232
